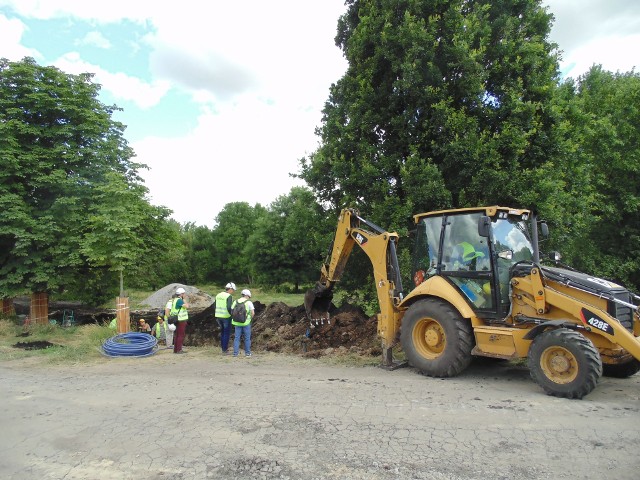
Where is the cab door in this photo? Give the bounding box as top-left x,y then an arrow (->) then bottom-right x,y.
413,212 -> 498,313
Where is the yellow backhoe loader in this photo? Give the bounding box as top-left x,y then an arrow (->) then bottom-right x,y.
305,207 -> 640,398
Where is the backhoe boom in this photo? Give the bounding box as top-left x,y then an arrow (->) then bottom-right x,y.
304,209 -> 404,364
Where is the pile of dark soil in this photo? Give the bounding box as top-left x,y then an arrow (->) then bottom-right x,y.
13,340 -> 57,350
184,301 -> 381,358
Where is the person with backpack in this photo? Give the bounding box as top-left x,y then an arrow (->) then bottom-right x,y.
215,282 -> 236,355
231,289 -> 255,357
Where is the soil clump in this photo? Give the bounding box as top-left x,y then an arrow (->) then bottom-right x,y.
13,340 -> 56,350
185,299 -> 380,357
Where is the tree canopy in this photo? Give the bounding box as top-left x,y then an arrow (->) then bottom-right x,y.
245,187 -> 327,292
297,0 -> 640,292
0,57 -> 172,302
300,0 -> 563,228
558,66 -> 640,288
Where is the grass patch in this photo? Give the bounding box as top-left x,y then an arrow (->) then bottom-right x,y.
122,290 -> 154,309
193,284 -> 308,307
0,320 -> 114,364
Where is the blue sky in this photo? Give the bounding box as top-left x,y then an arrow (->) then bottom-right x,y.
1,0 -> 638,227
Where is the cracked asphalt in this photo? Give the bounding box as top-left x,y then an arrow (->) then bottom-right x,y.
1,350 -> 639,479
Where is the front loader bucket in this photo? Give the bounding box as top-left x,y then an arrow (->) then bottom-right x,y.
304,282 -> 333,320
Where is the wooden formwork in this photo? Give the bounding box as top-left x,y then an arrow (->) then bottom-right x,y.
116,297 -> 130,333
1,298 -> 15,317
30,292 -> 49,325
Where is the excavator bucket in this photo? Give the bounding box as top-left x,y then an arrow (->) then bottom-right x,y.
304,282 -> 333,320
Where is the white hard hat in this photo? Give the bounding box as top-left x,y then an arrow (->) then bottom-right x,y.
176,287 -> 186,295
168,323 -> 177,331
225,282 -> 236,290
241,289 -> 251,297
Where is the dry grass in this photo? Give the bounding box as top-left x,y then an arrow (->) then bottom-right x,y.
0,319 -> 114,364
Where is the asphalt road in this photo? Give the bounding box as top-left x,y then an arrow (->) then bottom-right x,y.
2,349 -> 639,479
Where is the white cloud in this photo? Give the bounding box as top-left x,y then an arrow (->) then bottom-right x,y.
0,14 -> 41,60
148,44 -> 259,101
55,52 -> 171,109
134,96 -> 319,226
139,2 -> 348,106
543,0 -> 640,77
0,0 -> 151,23
0,1 -> 348,227
76,31 -> 111,49
561,34 -> 639,77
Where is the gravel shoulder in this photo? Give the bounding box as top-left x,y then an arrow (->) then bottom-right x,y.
1,349 -> 639,480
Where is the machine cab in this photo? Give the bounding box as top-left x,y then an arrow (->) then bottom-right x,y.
412,207 -> 535,318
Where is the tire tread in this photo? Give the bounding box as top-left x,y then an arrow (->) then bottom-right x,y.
528,328 -> 602,399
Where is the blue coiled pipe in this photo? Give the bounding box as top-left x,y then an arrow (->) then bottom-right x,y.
101,332 -> 158,357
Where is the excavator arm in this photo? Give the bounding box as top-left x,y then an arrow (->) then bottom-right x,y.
304,209 -> 405,364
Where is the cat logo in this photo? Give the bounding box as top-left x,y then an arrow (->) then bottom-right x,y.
354,233 -> 367,245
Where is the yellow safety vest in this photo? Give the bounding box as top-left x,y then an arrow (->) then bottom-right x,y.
215,291 -> 232,318
170,298 -> 188,321
154,321 -> 167,338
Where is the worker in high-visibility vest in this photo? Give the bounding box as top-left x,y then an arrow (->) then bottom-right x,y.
231,289 -> 255,357
215,282 -> 236,355
151,315 -> 168,344
170,287 -> 189,354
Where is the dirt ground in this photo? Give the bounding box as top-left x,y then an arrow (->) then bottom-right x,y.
1,349 -> 640,480
5,293 -> 640,478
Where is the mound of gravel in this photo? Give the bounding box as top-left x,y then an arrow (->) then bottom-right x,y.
139,283 -> 214,310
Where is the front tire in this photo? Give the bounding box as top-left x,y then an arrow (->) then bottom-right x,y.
528,328 -> 602,399
400,299 -> 473,377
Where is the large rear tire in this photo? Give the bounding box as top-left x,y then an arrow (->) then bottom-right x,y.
528,328 -> 602,399
602,358 -> 640,378
400,299 -> 473,377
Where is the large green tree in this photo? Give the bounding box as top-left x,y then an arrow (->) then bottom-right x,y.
79,170 -> 177,299
178,222 -> 218,285
246,187 -> 327,292
299,0 -> 568,231
210,202 -> 267,286
0,57 -> 172,303
557,67 -> 640,289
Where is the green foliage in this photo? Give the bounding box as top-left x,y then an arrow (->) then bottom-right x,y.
211,202 -> 267,284
554,67 -> 640,289
300,0 -> 561,233
0,57 -> 175,304
296,0 -> 578,297
79,171 -> 175,292
246,187 -> 327,292
2,5 -> 639,313
143,219 -> 190,289
177,222 -> 218,285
